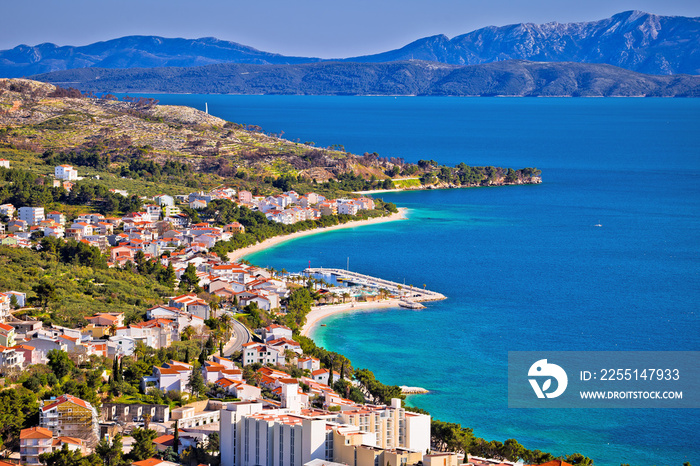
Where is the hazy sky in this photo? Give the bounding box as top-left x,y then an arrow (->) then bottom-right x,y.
2,0 -> 699,58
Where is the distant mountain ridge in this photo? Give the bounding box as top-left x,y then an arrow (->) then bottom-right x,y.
33,60 -> 700,97
1,10 -> 698,78
345,10 -> 700,75
0,36 -> 321,78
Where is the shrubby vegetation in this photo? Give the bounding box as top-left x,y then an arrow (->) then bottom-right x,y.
0,245 -> 170,325
0,166 -> 143,215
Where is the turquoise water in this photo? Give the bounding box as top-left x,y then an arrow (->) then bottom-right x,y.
133,95 -> 700,465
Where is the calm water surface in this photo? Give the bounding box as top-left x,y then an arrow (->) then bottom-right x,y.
133,94 -> 700,465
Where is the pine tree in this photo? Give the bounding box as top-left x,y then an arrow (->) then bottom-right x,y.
160,263 -> 177,289
179,263 -> 201,293
187,366 -> 206,397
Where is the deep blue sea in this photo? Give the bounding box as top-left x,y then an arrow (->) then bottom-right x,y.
133,94 -> 700,465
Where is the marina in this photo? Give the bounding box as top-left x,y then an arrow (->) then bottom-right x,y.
305,267 -> 446,303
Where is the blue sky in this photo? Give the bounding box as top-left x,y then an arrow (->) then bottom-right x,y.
2,0 -> 699,57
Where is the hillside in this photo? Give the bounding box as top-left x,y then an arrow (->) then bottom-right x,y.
1,11 -> 698,78
0,79 -> 542,198
32,60 -> 700,97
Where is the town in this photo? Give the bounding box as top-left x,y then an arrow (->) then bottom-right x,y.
0,161 -> 583,466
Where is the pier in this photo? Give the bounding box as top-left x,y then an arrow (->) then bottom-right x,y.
305,267 -> 446,302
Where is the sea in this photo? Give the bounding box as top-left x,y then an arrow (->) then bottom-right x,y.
132,94 -> 700,465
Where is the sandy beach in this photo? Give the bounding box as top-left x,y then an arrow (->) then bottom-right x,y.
301,299 -> 404,337
227,208 -> 408,263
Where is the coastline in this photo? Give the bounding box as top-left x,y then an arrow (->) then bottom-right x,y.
227,208 -> 408,263
300,299 -> 404,337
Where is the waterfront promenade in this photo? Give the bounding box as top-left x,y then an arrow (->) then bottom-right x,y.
305,267 -> 446,302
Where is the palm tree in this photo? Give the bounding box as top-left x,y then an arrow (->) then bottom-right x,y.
220,314 -> 232,339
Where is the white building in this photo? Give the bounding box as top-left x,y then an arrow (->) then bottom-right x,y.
54,165 -> 78,181
141,361 -> 192,393
241,342 -> 285,367
263,324 -> 294,342
154,194 -> 175,207
18,207 -> 45,226
220,398 -> 329,466
0,159 -> 9,169
220,394 -> 431,466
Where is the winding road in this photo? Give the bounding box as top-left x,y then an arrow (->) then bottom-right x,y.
223,316 -> 253,356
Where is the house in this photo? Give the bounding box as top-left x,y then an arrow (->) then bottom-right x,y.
46,212 -> 66,225
311,368 -> 341,386
152,430 -> 200,455
262,324 -> 293,342
0,322 -> 16,346
338,200 -> 359,216
0,203 -> 15,218
7,219 -> 27,232
22,337 -> 67,364
297,357 -> 321,372
55,165 -> 78,181
66,222 -> 93,239
0,293 -> 10,321
169,294 -> 211,320
163,205 -> 181,218
268,337 -> 303,355
52,436 -> 85,454
109,188 -> 129,197
202,361 -> 227,383
40,394 -> 99,443
86,312 -> 124,328
111,245 -> 137,265
154,195 -> 174,207
238,190 -> 253,203
132,459 -> 180,466
141,361 -> 192,393
4,290 -> 26,308
235,290 -> 274,312
319,201 -> 337,216
107,335 -> 136,359
214,378 -> 261,401
189,199 -> 207,210
241,342 -> 285,366
145,204 -> 162,222
13,344 -> 40,366
423,453 -> 460,466
0,159 -> 9,169
223,222 -> 245,234
20,426 -> 54,465
0,345 -> 24,373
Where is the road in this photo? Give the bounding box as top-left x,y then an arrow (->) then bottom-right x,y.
223,316 -> 253,357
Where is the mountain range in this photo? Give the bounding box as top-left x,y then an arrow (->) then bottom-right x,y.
32,60 -> 700,97
1,10 -> 698,78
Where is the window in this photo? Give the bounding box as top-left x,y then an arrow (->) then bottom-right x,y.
290,429 -> 295,466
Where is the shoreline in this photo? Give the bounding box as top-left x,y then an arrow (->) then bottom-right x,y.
300,299 -> 405,337
227,208 -> 408,263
